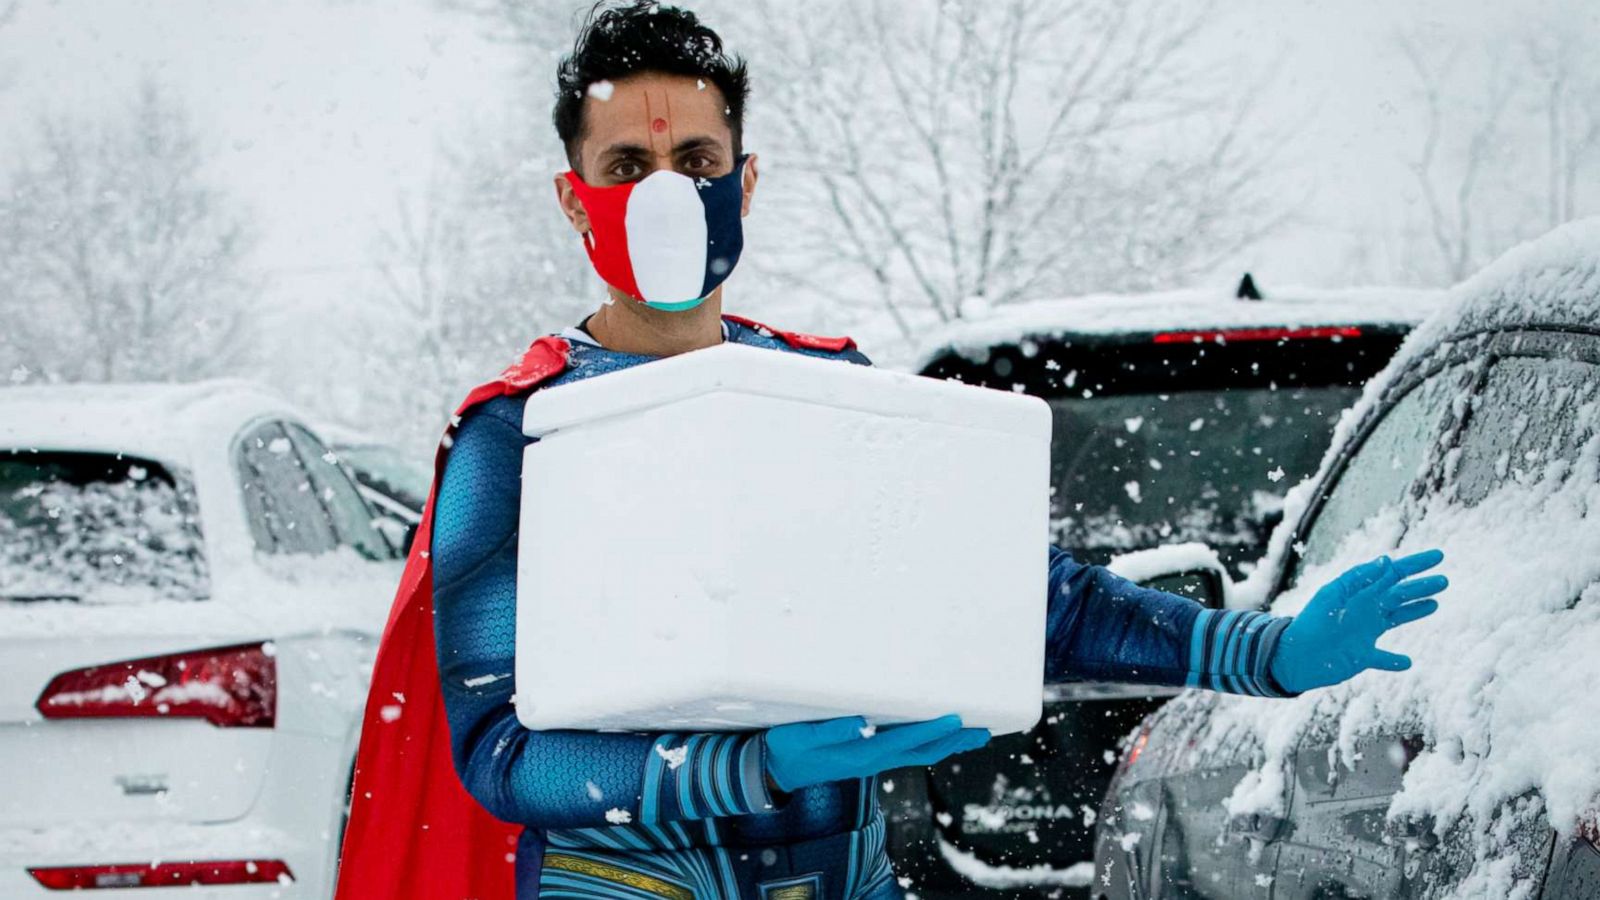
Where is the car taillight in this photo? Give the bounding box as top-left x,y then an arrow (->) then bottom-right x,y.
1152,325 -> 1363,344
35,641 -> 275,728
29,859 -> 292,889
1117,728 -> 1150,776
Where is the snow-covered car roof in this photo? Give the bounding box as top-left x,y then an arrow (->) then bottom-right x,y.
0,378 -> 400,639
0,378 -> 297,468
1398,217 -> 1600,351
910,283 -> 1450,372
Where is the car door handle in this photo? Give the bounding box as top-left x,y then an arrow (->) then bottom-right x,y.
1226,812 -> 1291,843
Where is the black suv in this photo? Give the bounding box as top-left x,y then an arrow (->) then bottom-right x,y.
885,281 -> 1443,898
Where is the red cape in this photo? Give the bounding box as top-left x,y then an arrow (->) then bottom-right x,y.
334,336 -> 571,900
333,318 -> 853,899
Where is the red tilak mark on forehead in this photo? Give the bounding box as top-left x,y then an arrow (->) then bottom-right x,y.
651,117 -> 668,134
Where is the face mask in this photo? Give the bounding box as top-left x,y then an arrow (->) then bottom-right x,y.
563,154 -> 749,311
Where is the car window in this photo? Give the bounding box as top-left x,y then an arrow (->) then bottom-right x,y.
1451,355 -> 1599,506
0,452 -> 209,604
1296,367 -> 1469,569
284,424 -> 394,560
236,421 -> 339,555
1048,385 -> 1358,564
335,443 -> 431,511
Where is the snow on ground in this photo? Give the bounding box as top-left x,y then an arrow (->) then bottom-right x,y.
1172,218 -> 1600,894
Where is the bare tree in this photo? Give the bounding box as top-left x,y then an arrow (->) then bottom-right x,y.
0,1 -> 19,93
1394,7 -> 1600,285
360,113 -> 596,452
1522,26 -> 1600,229
442,0 -> 588,53
1408,35 -> 1516,280
724,0 -> 1288,340
441,0 -> 1288,344
0,79 -> 258,383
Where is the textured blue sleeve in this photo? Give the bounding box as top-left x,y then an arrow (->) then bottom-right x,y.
431,397 -> 777,828
1044,546 -> 1292,697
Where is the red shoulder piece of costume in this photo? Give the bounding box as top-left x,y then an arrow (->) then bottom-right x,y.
722,313 -> 857,353
334,336 -> 571,900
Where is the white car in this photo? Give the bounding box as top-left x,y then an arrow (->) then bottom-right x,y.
0,379 -> 402,897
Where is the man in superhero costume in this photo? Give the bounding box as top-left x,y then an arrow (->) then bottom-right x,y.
335,4 -> 1449,898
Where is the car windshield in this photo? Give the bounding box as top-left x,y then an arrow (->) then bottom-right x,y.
0,451 -> 209,605
1049,386 -> 1359,561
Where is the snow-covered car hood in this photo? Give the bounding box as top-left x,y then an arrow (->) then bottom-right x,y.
1170,218 -> 1600,893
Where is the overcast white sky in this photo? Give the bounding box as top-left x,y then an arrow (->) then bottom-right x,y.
0,0 -> 1589,315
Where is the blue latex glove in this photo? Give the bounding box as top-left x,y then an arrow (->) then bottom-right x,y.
1269,549 -> 1448,694
763,714 -> 991,793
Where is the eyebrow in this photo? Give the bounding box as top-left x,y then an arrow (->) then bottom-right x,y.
597,135 -> 724,160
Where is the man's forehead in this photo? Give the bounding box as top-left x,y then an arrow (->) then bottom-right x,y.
581,73 -> 732,153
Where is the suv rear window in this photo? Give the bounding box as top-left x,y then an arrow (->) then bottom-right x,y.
1049,384 -> 1358,557
0,451 -> 208,604
922,327 -> 1407,571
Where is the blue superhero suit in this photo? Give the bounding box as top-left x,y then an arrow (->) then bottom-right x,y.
431,317 -> 1292,900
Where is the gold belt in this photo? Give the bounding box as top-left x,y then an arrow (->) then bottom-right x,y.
543,852 -> 695,900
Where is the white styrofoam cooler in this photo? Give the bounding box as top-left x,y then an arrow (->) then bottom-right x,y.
514,342 -> 1051,735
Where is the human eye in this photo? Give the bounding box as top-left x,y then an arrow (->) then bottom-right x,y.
681,153 -> 720,175
609,159 -> 645,181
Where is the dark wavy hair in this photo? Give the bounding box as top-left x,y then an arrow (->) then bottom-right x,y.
554,1 -> 751,170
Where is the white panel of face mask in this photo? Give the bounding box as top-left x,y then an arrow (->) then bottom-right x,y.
514,344 -> 1052,736
625,171 -> 709,304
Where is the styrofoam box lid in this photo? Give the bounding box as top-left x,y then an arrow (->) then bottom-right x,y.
522,342 -> 1047,438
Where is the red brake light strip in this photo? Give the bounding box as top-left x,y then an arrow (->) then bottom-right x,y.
1153,325 -> 1364,344
29,859 -> 293,889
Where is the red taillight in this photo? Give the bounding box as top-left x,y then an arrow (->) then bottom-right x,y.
29,859 -> 293,889
1152,325 -> 1363,344
1118,729 -> 1150,775
35,641 -> 275,728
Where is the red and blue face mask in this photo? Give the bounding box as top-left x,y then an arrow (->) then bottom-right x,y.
563,155 -> 749,312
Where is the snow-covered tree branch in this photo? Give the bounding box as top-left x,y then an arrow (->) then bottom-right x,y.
725,0 -> 1286,340
0,80 -> 259,383
358,116 -> 595,452
1395,6 -> 1600,283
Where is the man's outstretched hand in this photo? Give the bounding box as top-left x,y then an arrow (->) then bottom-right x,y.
1269,549 -> 1448,694
763,714 -> 991,794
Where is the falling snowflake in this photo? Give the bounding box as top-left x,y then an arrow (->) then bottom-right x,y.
654,743 -> 688,770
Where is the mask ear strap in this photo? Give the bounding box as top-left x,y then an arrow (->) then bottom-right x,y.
582,229 -> 596,251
